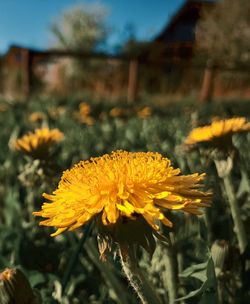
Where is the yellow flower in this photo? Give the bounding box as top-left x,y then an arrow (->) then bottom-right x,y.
29,111 -> 46,123
75,102 -> 95,125
185,117 -> 250,148
137,107 -> 152,118
79,102 -> 91,117
33,151 -> 211,237
79,115 -> 95,126
0,268 -> 35,303
0,104 -> 8,112
48,106 -> 66,119
15,128 -> 64,159
110,107 -> 125,118
0,268 -> 12,281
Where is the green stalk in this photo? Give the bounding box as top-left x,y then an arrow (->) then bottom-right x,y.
27,191 -> 35,223
222,174 -> 247,253
119,246 -> 162,304
161,237 -> 178,304
61,223 -> 91,294
165,247 -> 178,304
87,240 -> 130,304
187,155 -> 213,243
203,209 -> 213,244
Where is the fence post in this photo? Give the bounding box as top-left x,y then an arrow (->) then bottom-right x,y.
199,59 -> 215,103
21,49 -> 31,98
127,59 -> 138,104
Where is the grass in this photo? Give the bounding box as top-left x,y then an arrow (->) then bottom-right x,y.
0,97 -> 249,303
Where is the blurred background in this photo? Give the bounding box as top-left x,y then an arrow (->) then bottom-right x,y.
1,0 -> 250,104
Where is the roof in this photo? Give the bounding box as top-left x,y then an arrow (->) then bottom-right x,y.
155,0 -> 216,43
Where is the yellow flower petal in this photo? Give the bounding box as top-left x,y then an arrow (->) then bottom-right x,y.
185,117 -> 250,147
15,128 -> 64,158
33,151 -> 211,236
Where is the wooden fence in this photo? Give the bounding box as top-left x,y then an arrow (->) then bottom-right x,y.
3,46 -> 250,102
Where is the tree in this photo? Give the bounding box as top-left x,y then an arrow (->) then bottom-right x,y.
196,0 -> 250,66
49,3 -> 110,94
51,3 -> 109,52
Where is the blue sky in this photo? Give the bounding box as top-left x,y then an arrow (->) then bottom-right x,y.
0,0 -> 185,54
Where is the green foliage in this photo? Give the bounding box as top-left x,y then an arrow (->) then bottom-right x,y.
0,97 -> 249,303
178,257 -> 218,303
51,3 -> 109,52
196,0 -> 250,65
49,3 -> 111,95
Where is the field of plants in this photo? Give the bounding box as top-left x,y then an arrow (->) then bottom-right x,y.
0,97 -> 250,304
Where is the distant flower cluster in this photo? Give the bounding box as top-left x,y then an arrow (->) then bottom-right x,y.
137,106 -> 152,118
29,111 -> 46,123
76,102 -> 95,125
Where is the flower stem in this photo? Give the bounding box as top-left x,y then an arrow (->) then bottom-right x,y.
61,223 -> 91,294
27,191 -> 35,223
87,240 -> 130,304
119,246 -> 162,304
163,239 -> 178,304
203,209 -> 213,244
222,174 -> 247,253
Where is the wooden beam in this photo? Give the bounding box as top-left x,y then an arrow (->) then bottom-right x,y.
21,49 -> 31,98
127,59 -> 139,104
199,60 -> 215,103
30,49 -> 127,62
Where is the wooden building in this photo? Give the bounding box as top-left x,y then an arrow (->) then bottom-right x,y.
2,45 -> 131,99
1,1 -> 218,100
154,0 -> 216,59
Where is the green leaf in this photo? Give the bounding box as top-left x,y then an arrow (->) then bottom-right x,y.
237,169 -> 250,198
177,257 -> 218,302
28,272 -> 47,287
179,261 -> 208,279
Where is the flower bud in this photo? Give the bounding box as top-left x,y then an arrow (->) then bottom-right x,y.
0,268 -> 35,304
211,240 -> 230,275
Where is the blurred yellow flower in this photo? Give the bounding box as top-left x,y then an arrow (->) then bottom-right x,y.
15,128 -> 64,159
137,107 -> 152,118
76,102 -> 95,125
48,106 -> 66,119
29,111 -> 46,123
0,104 -> 8,112
185,117 -> 250,147
79,102 -> 91,117
110,107 -> 125,118
79,115 -> 95,126
34,151 -> 211,237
